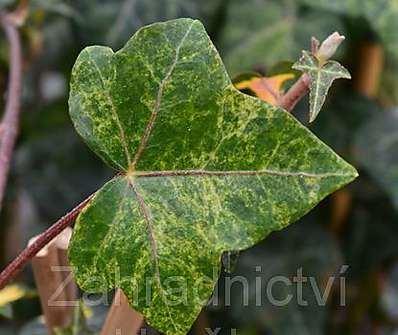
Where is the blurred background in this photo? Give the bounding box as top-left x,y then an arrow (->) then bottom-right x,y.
1,0 -> 398,334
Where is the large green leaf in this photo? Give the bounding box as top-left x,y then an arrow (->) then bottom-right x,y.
68,18 -> 357,335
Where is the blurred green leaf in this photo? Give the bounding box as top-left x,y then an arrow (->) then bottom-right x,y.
15,128 -> 111,220
344,184 -> 398,276
309,91 -> 379,158
0,305 -> 12,318
53,304 -> 95,335
354,109 -> 398,209
380,57 -> 398,106
72,0 -> 223,48
30,0 -> 79,17
0,0 -> 14,8
18,302 -> 105,335
300,0 -> 398,58
225,221 -> 342,334
219,0 -> 346,75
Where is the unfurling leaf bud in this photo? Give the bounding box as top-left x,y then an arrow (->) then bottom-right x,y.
317,32 -> 345,62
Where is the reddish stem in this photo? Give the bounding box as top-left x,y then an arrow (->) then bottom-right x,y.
0,14 -> 23,210
0,193 -> 95,290
279,74 -> 311,112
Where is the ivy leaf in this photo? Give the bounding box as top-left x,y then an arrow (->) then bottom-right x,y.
293,51 -> 351,123
68,18 -> 358,335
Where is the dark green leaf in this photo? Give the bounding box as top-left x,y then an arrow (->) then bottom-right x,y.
219,0 -> 346,75
380,57 -> 398,106
293,51 -> 351,122
54,303 -> 95,335
15,129 -> 111,220
300,0 -> 398,59
354,109 -> 398,208
68,18 -> 357,335
227,221 -> 342,334
18,302 -> 101,335
309,91 -> 379,158
0,0 -> 13,8
381,262 -> 398,322
0,305 -> 12,319
73,0 -> 223,48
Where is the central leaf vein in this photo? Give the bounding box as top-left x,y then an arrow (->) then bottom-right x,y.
133,169 -> 351,178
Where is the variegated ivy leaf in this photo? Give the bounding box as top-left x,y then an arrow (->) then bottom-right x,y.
68,18 -> 357,335
293,51 -> 351,123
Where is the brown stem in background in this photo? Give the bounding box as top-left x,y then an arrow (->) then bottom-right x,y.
329,42 -> 384,236
354,42 -> 384,98
0,14 -> 23,210
279,74 -> 311,112
31,228 -> 77,334
0,193 -> 95,290
100,289 -> 144,335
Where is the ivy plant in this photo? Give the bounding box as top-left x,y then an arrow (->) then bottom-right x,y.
293,50 -> 351,122
68,18 -> 358,335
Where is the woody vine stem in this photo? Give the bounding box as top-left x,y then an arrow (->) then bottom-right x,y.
0,32 -> 345,290
0,14 -> 22,210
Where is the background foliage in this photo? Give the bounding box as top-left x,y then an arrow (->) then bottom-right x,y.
0,0 -> 398,334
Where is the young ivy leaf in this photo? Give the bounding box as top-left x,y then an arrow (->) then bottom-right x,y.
293,50 -> 351,123
68,18 -> 358,335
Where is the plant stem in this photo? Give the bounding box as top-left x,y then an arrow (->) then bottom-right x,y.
0,193 -> 95,290
279,74 -> 311,112
0,13 -> 23,210
279,32 -> 346,112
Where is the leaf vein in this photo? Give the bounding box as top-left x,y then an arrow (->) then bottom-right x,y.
86,50 -> 132,166
129,179 -> 179,332
134,169 -> 352,178
131,21 -> 195,169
